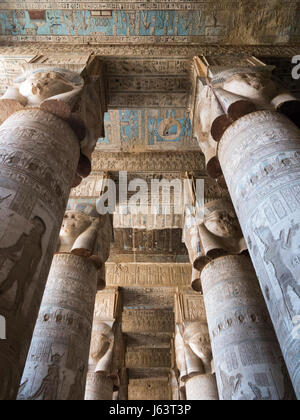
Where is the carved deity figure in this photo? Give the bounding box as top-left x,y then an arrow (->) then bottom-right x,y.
0,61 -> 107,179
0,216 -> 46,313
255,223 -> 300,319
15,68 -> 84,107
175,324 -> 211,383
24,353 -> 63,401
57,205 -> 112,269
89,323 -> 114,374
58,211 -> 94,253
183,322 -> 213,375
195,198 -> 247,270
193,86 -> 223,177
203,199 -> 241,239
222,71 -> 278,108
67,365 -> 85,400
219,367 -> 242,400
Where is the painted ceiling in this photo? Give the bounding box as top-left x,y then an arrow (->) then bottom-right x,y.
0,1 -> 299,44
96,109 -> 197,152
0,2 -> 299,154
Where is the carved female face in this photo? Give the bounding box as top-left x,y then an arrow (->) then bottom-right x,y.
90,334 -> 110,362
204,209 -> 240,239
223,72 -> 277,101
17,69 -> 83,105
60,211 -> 92,240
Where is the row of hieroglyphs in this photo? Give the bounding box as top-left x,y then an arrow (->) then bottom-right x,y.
0,9 -> 236,37
0,5 -> 299,43
105,263 -> 192,287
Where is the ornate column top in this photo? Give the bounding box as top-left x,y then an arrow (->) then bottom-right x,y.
0,56 -> 107,185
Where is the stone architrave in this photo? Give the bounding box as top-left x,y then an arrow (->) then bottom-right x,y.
218,110 -> 300,399
17,253 -> 98,400
201,254 -> 295,401
0,109 -> 80,400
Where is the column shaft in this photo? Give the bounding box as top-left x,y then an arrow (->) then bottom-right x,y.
218,111 -> 300,398
17,253 -> 97,400
185,374 -> 218,400
201,254 -> 294,400
85,374 -> 114,400
0,110 -> 79,400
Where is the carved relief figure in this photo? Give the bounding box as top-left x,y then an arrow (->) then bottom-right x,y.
15,68 -> 83,106
219,367 -> 242,400
248,382 -> 272,400
26,353 -> 63,401
67,365 -> 85,400
183,322 -> 213,374
58,210 -> 95,254
204,201 -> 241,239
58,205 -> 112,268
0,216 -> 46,313
222,71 -> 278,108
90,323 -> 114,374
255,223 -> 300,319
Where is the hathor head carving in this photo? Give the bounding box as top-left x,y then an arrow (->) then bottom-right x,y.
222,71 -> 278,104
183,322 -> 212,374
192,197 -> 247,272
14,67 -> 84,106
57,203 -> 112,264
203,199 -> 241,239
90,323 -> 114,374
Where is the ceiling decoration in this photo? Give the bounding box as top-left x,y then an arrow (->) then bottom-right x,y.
0,1 -> 299,44
96,109 -> 197,152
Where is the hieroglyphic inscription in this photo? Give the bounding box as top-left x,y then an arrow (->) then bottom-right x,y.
122,309 -> 174,333
219,111 -> 300,399
106,263 -> 192,287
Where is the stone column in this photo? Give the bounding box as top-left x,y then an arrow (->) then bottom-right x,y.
18,208 -> 112,400
191,58 -> 300,398
17,253 -> 98,400
218,111 -> 300,398
0,62 -> 107,400
86,376 -> 114,401
0,109 -> 80,400
201,254 -> 295,400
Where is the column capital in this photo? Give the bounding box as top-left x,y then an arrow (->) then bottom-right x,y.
0,57 -> 107,184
